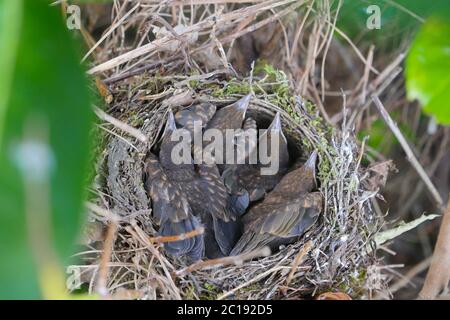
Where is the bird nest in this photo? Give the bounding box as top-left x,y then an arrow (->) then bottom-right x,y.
76,1 -> 387,300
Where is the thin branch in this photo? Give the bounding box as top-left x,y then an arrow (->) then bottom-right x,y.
285,240 -> 312,287
85,201 -> 122,222
125,223 -> 182,299
175,247 -> 271,277
420,194 -> 450,299
96,220 -> 118,297
371,96 -> 444,208
390,257 -> 431,294
87,0 -> 297,74
218,265 -> 286,300
150,226 -> 205,244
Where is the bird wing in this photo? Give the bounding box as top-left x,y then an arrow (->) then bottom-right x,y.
288,192 -> 322,236
256,202 -> 304,237
196,163 -> 231,221
231,193 -> 322,255
175,103 -> 217,131
230,230 -> 272,256
258,192 -> 322,237
207,104 -> 245,132
231,198 -> 291,255
159,215 -> 205,261
213,216 -> 243,256
144,153 -> 191,224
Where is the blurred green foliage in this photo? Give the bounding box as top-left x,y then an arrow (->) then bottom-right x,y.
337,0 -> 450,49
406,17 -> 450,125
0,0 -> 93,298
358,114 -> 416,155
0,1 -> 22,145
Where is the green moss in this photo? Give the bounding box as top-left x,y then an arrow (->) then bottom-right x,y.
211,78 -> 253,97
184,285 -> 196,300
235,283 -> 262,298
129,113 -> 145,127
331,268 -> 368,299
189,79 -> 200,89
197,282 -> 220,300
145,72 -> 169,94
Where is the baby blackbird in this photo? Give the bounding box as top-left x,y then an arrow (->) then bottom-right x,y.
144,151 -> 204,261
230,151 -> 322,255
174,102 -> 217,133
187,145 -> 242,258
158,111 -> 243,258
201,94 -> 254,255
221,116 -> 256,216
223,112 -> 290,203
205,94 -> 252,170
206,94 -> 252,133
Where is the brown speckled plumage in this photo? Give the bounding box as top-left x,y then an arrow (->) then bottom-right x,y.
224,112 -> 290,202
231,151 -> 322,255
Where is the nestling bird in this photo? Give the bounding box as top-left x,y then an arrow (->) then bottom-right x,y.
174,102 -> 217,133
200,94 -> 254,255
176,97 -> 255,256
174,95 -> 252,256
221,116 -> 256,216
157,111 -> 245,258
144,151 -> 204,261
206,94 -> 252,133
230,151 -> 322,255
185,144 -> 242,258
223,112 -> 290,202
204,94 -> 251,167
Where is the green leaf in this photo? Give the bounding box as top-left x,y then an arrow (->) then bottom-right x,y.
0,0 -> 93,298
333,0 -> 450,54
337,0 -> 450,48
373,214 -> 440,249
406,16 -> 450,125
0,0 -> 22,146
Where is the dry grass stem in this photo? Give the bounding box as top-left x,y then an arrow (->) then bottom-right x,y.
371,96 -> 444,208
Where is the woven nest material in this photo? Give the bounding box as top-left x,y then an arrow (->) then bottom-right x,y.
76,1 -> 388,300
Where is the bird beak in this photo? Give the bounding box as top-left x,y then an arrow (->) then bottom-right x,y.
236,94 -> 252,111
268,112 -> 281,131
165,110 -> 177,132
266,112 -> 287,144
305,150 -> 318,179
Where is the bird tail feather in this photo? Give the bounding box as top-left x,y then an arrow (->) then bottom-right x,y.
159,216 -> 204,261
230,232 -> 272,256
213,216 -> 243,256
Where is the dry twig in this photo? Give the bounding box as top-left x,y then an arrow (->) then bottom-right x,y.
371,96 -> 444,208
175,247 -> 271,277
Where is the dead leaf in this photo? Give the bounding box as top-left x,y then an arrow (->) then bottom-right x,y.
372,214 -> 440,249
112,288 -> 144,300
152,24 -> 198,52
95,77 -> 113,104
162,89 -> 195,108
316,292 -> 352,300
363,160 -> 397,192
79,220 -> 105,245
